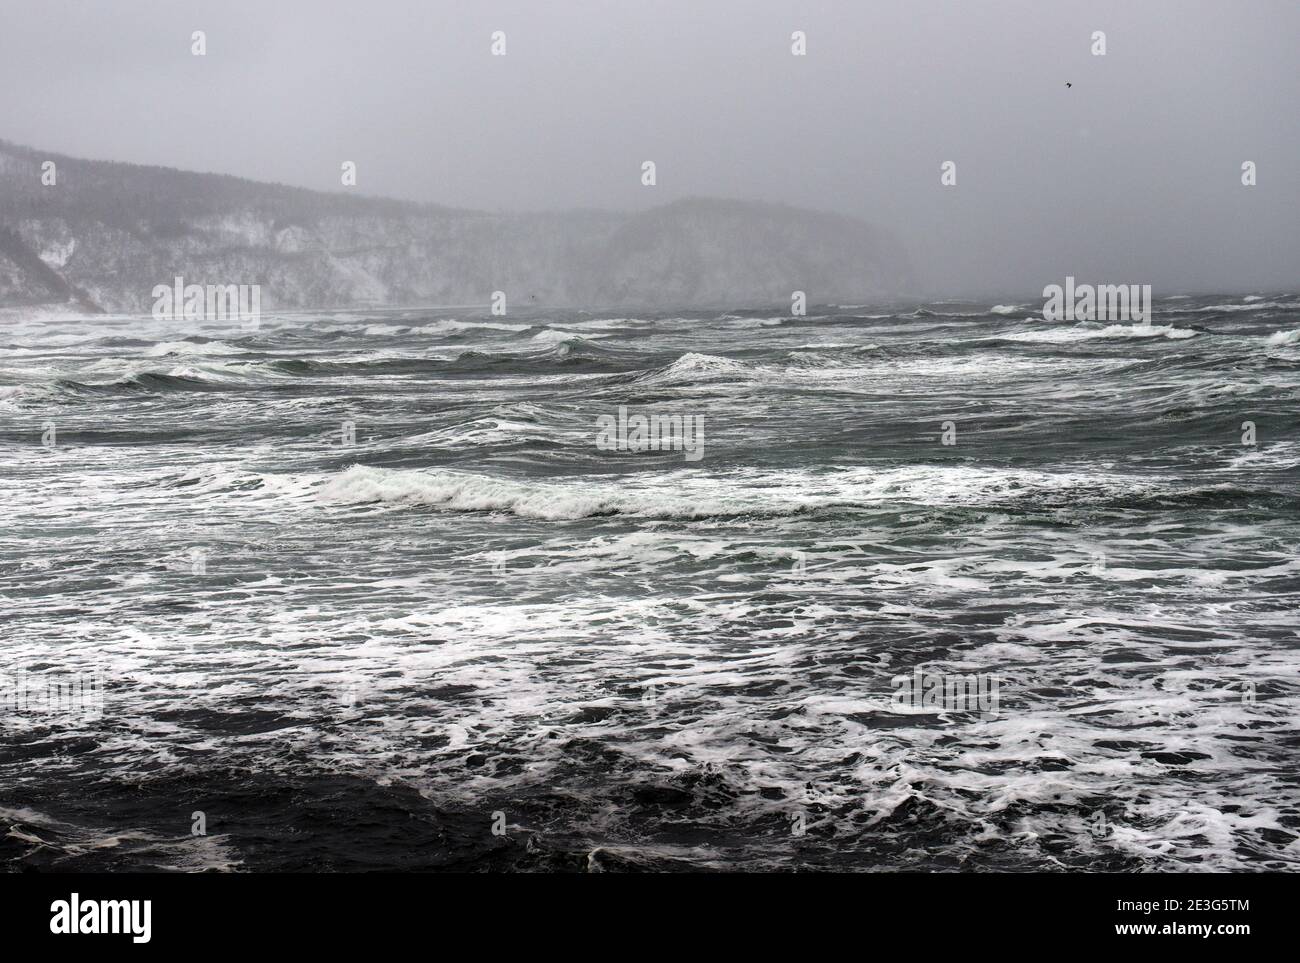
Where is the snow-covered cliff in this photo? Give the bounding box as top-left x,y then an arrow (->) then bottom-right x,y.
0,140 -> 912,313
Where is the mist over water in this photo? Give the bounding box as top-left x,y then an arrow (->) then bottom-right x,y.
1,0 -> 1298,296
3,297 -> 1298,870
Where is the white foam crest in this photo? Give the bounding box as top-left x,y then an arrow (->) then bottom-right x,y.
1096,323 -> 1197,339
0,384 -> 45,409
1001,323 -> 1197,343
142,340 -> 248,357
424,319 -> 530,334
1224,440 -> 1300,471
313,462 -> 1176,522
398,417 -> 567,449
1197,301 -> 1292,312
529,328 -> 610,343
0,806 -> 241,872
639,352 -> 751,386
559,317 -> 653,330
317,465 -> 714,520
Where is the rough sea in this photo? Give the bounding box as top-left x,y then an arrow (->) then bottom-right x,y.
2,296 -> 1298,872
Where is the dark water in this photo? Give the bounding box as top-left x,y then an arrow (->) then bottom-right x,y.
2,296 -> 1298,871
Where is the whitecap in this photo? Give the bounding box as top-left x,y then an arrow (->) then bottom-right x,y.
1197,301 -> 1291,312
1000,324 -> 1197,342
142,340 -> 248,357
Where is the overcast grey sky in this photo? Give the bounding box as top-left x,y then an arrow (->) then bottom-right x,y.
2,0 -> 1297,296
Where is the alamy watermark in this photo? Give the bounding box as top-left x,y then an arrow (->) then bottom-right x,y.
595,405 -> 705,461
1,667 -> 105,721
151,276 -> 260,329
892,666 -> 999,716
1042,276 -> 1151,323
50,893 -> 150,943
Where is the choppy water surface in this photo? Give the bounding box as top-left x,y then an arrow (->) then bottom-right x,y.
2,297 -> 1298,871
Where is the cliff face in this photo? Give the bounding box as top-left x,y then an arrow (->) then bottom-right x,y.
0,140 -> 911,313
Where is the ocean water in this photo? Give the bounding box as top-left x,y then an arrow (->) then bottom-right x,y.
2,297 -> 1298,872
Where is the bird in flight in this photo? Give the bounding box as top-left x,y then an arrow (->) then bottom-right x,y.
1066,82 -> 1072,88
